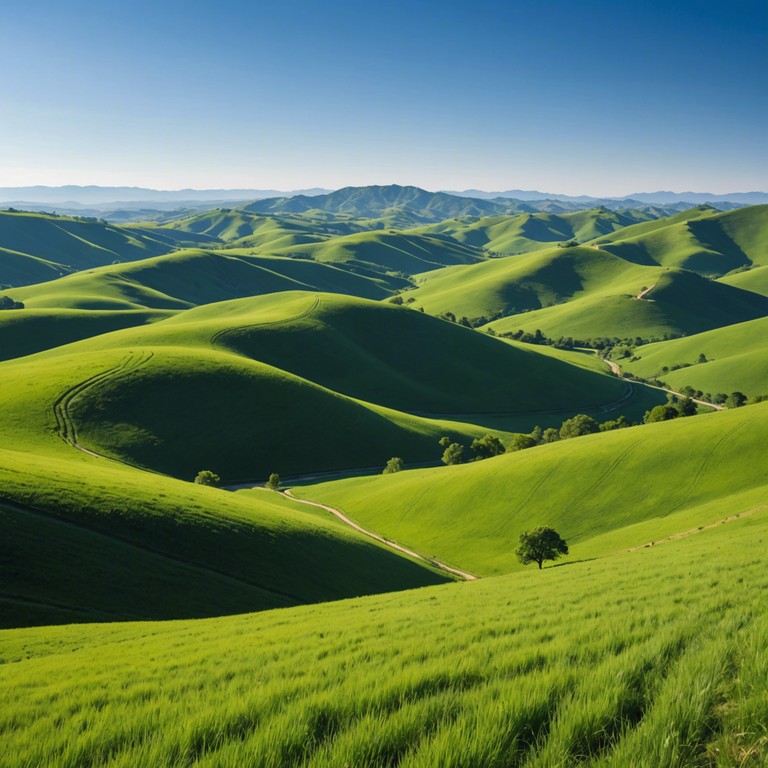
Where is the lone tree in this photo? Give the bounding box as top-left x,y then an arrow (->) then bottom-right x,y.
515,526 -> 569,569
266,473 -> 280,490
194,470 -> 220,487
382,457 -> 404,474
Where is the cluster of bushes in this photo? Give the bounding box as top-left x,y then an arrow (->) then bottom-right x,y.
643,394 -> 698,423
435,413 -> 634,466
0,295 -> 24,310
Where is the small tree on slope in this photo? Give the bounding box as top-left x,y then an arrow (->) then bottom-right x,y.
515,527 -> 569,570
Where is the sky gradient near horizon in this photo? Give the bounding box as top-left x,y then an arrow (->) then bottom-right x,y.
2,0 -> 766,195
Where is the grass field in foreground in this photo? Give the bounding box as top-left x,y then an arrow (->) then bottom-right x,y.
1,506 -> 766,767
295,403 -> 768,575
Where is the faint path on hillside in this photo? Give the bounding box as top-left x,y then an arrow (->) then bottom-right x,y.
619,504 -> 765,555
600,354 -> 724,411
53,350 -> 156,461
267,487 -> 477,581
635,282 -> 657,300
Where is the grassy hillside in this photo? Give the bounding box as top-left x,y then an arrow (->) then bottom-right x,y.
406,245 -> 662,321
2,505 -> 766,766
297,403 -> 768,575
269,230 -> 485,274
485,267 -> 768,340
596,204 -> 768,276
0,298 -> 498,482
0,210 -> 210,287
719,263 -> 768,296
0,443 -> 447,628
0,308 -> 173,361
198,293 -> 628,414
416,207 -> 661,255
620,315 -> 768,398
12,248 -> 401,310
158,209 -> 349,249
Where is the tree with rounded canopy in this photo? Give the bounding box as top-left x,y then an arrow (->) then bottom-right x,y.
266,473 -> 280,490
644,404 -> 679,423
506,433 -> 536,452
194,470 -> 220,487
441,443 -> 464,465
515,526 -> 569,569
471,434 -> 505,460
382,457 -> 404,474
559,414 -> 600,439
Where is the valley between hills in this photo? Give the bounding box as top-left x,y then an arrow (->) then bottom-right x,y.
2,185 -> 767,766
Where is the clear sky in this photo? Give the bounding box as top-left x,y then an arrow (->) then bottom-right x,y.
2,0 -> 766,195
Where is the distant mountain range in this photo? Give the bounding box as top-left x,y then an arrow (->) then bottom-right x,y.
0,185 -> 332,207
1,185 -> 765,209
0,185 -> 761,225
446,189 -> 768,205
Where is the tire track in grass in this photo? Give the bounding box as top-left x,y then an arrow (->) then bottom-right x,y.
210,294 -> 321,350
282,489 -> 477,581
52,350 -> 165,473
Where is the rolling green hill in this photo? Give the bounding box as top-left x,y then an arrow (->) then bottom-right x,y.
268,229 -> 485,274
0,308 -> 173,361
158,208 -> 352,249
485,266 -> 768,340
198,292 -> 628,414
620,315 -> 768,399
414,207 -> 662,255
297,402 -> 768,575
595,204 -> 768,276
0,442 -> 447,628
0,210 -> 211,287
2,501 -> 766,766
719,263 -> 768,296
406,245 -> 662,321
12,248 -> 403,310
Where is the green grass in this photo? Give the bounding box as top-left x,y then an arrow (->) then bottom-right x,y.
268,229 -> 485,274
0,210 -> 211,287
406,245 -> 664,321
12,248 -> 401,310
0,444 -> 447,628
0,291 -> 650,481
485,267 -> 768,340
191,292 -> 628,414
621,315 -> 768,398
295,402 -> 768,575
720,263 -> 768,296
1,506 -> 766,766
0,308 -> 174,361
414,207 -> 661,255
595,204 -> 768,277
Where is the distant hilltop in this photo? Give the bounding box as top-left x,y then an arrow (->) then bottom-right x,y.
1,183 -> 765,210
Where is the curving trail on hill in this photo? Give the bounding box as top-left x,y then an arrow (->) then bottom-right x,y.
601,356 -> 724,411
282,489 -> 478,581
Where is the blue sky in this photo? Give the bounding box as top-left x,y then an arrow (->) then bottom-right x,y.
1,0 -> 766,194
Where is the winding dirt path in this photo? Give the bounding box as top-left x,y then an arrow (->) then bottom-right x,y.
634,282 -> 657,301
281,488 -> 478,581
600,354 -> 724,411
